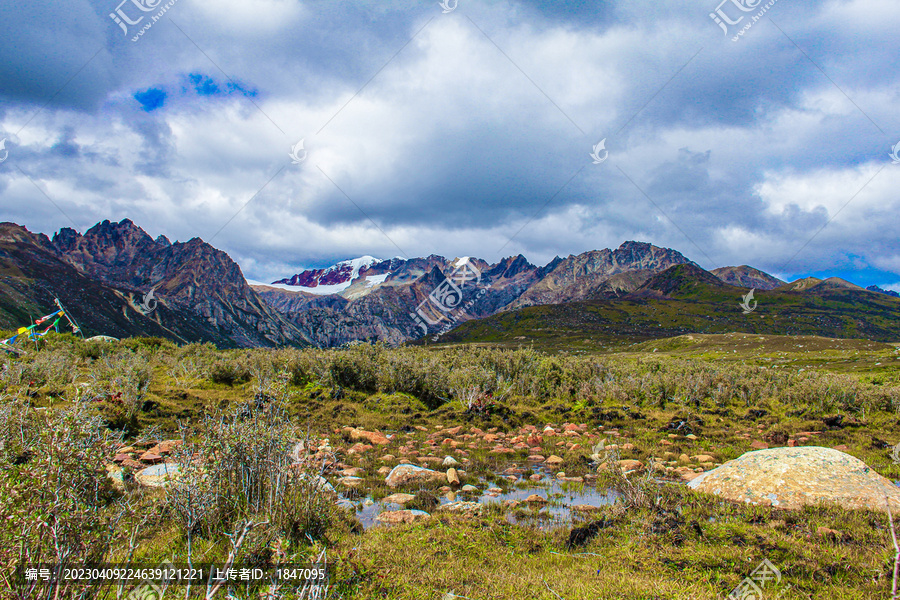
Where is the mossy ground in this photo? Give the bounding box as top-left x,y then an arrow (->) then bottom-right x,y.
2,332 -> 900,598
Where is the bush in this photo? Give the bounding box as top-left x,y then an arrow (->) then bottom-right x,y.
168,400 -> 338,547
208,356 -> 252,386
0,401 -> 124,598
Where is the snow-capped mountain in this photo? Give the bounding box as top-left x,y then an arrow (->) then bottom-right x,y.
267,256 -> 404,296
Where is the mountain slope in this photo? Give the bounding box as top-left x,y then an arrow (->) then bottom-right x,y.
0,221 -> 308,348
504,241 -> 697,309
711,265 -> 785,290
435,264 -> 900,348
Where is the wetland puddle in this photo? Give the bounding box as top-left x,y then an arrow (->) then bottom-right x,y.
344,466 -> 619,530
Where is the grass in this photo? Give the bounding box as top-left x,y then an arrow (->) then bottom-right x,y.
2,332 -> 900,598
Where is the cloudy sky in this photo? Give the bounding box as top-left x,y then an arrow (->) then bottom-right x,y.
1,0 -> 899,288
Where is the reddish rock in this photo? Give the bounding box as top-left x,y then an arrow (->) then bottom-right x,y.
447,468 -> 461,486
833,445 -> 849,451
376,510 -> 431,524
617,459 -> 644,472
527,434 -> 543,447
122,459 -> 143,470
750,440 -> 769,450
444,426 -> 462,436
527,455 -> 545,462
483,434 -> 498,443
788,439 -> 797,447
147,439 -> 183,455
113,453 -> 130,463
513,443 -> 529,450
385,464 -> 445,488
139,452 -> 163,464
489,447 -> 515,455
348,443 -> 374,454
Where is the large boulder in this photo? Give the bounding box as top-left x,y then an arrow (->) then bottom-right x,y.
688,446 -> 900,512
385,464 -> 445,488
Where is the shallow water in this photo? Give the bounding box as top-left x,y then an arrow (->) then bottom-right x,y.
346,466 -> 619,530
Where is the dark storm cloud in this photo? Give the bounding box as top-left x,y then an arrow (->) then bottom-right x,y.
0,0 -> 897,286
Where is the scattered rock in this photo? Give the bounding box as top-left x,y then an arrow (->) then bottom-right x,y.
337,476 -> 364,488
750,440 -> 769,450
106,464 -> 125,491
461,484 -> 478,492
525,494 -> 548,504
385,464 -> 445,488
147,439 -> 182,455
439,501 -> 482,514
545,455 -> 564,466
442,456 -> 460,467
688,446 -> 900,512
691,455 -> 714,463
815,526 -> 847,542
341,467 -> 365,477
383,493 -> 416,505
617,459 -> 644,472
447,468 -> 461,486
139,451 -> 163,464
673,466 -> 702,482
348,443 -> 374,454
375,510 -> 431,524
571,504 -> 603,513
346,428 -> 390,445
377,466 -> 393,476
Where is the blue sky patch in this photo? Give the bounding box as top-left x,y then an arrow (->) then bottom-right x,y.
134,88 -> 167,112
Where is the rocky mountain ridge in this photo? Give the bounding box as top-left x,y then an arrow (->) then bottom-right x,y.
2,219 -> 895,348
